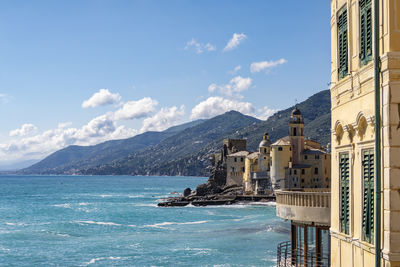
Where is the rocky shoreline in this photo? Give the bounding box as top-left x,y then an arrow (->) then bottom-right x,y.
157,184 -> 275,207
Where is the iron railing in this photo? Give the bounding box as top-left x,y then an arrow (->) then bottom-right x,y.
277,241 -> 330,267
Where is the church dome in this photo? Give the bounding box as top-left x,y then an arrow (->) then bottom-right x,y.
259,133 -> 271,147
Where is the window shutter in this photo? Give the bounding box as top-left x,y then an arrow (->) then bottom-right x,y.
362,149 -> 374,243
360,0 -> 372,65
338,8 -> 348,79
340,153 -> 350,234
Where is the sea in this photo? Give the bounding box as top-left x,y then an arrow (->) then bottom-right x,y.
0,175 -> 289,267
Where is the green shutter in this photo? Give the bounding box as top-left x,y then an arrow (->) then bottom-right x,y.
340,153 -> 350,234
360,0 -> 372,66
362,149 -> 374,243
338,8 -> 348,79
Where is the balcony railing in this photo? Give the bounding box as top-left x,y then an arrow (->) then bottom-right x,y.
275,189 -> 330,224
275,189 -> 330,208
277,241 -> 330,267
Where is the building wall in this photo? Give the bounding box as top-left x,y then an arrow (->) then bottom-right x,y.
226,154 -> 246,186
330,0 -> 400,266
243,156 -> 258,193
271,145 -> 291,189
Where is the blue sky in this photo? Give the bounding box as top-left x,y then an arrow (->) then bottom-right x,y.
0,0 -> 331,165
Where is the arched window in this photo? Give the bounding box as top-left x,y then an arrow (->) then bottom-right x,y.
293,128 -> 297,136
314,167 -> 319,174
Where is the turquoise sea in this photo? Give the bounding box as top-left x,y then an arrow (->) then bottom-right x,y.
0,175 -> 289,266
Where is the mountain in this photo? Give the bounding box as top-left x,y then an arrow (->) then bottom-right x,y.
21,90 -> 331,176
20,113 -> 258,175
79,111 -> 260,176
223,89 -> 331,152
21,120 -> 204,174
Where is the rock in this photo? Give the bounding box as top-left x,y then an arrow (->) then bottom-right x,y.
195,181 -> 222,196
183,188 -> 192,197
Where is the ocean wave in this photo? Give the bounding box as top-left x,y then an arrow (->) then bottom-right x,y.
53,203 -> 72,208
76,220 -> 122,226
144,220 -> 209,228
128,194 -> 145,198
74,221 -> 136,228
85,256 -> 121,265
132,203 -> 158,207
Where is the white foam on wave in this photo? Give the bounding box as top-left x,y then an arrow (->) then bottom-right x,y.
76,220 -> 122,226
53,203 -> 72,208
86,256 -> 121,265
128,194 -> 145,198
144,220 -> 209,229
78,202 -> 90,206
75,221 -> 136,227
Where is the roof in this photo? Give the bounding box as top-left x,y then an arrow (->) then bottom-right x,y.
272,136 -> 291,146
291,107 -> 302,116
227,151 -> 250,157
301,149 -> 327,155
285,164 -> 312,169
259,139 -> 271,148
246,152 -> 260,159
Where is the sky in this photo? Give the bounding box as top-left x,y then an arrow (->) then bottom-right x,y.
0,0 -> 331,166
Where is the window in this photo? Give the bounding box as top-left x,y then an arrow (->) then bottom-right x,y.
264,148 -> 267,153
278,147 -> 283,151
294,170 -> 297,175
242,167 -> 245,172
338,7 -> 348,79
234,157 -> 237,162
301,179 -> 304,183
315,155 -> 320,159
293,128 -> 297,136
340,153 -> 350,234
240,157 -> 244,162
314,168 -> 319,174
301,169 -> 305,175
362,149 -> 374,243
305,155 -> 308,160
360,0 -> 372,66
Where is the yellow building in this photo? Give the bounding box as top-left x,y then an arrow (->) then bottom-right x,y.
274,108 -> 332,266
243,133 -> 272,195
271,108 -> 331,190
330,0 -> 400,266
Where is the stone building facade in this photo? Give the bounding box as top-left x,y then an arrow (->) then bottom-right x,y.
329,1 -> 400,266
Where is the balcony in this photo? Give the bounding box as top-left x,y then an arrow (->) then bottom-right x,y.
275,189 -> 330,225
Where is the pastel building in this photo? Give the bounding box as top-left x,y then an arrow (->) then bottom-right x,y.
274,108 -> 332,266
329,0 -> 400,266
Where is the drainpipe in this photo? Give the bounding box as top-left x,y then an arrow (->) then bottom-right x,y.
374,0 -> 382,266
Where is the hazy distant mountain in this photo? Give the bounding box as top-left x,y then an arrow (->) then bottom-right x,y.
21,119 -> 205,174
21,90 -> 331,176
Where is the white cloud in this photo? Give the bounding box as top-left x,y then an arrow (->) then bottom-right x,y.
185,38 -> 216,54
207,76 -> 252,98
0,115 -> 138,162
9,124 -> 38,137
190,96 -> 254,119
228,65 -> 242,75
141,105 -> 185,132
256,106 -> 279,120
82,89 -> 121,108
113,97 -> 158,120
0,93 -> 10,104
250,58 -> 287,73
223,33 -> 247,52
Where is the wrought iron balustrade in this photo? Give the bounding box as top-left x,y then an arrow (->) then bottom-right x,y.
277,241 -> 330,267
